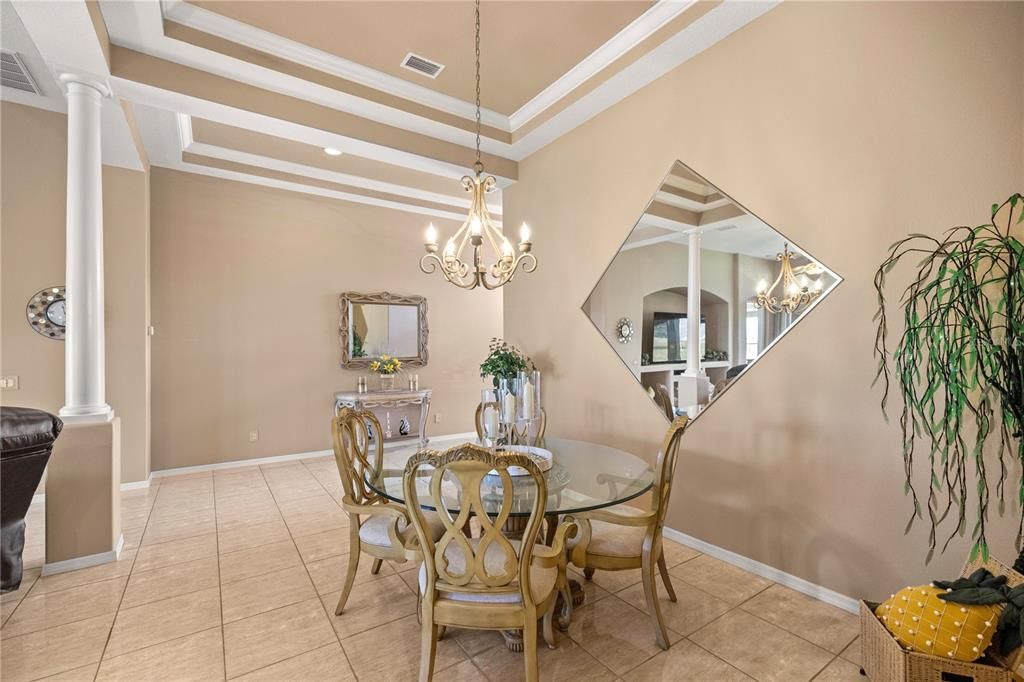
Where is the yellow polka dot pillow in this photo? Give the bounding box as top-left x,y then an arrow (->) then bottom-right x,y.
876,581 -> 1003,661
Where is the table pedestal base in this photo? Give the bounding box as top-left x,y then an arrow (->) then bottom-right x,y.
499,579 -> 585,651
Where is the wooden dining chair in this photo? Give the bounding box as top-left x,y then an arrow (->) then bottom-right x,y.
653,384 -> 675,420
404,443 -> 576,682
567,415 -> 689,650
474,402 -> 547,444
330,407 -> 443,615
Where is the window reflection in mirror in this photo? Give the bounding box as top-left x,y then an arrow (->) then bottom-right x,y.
350,303 -> 419,358
583,161 -> 840,421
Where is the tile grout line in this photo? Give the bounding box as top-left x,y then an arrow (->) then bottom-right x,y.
293,455 -> 473,680
90,485 -> 154,682
808,653 -> 844,681
291,457 -> 365,681
681,581 -> 853,682
213,472 -> 229,680
738,592 -> 858,658
229,459 -> 363,681
683,634 -> 762,681
1,575 -> 134,643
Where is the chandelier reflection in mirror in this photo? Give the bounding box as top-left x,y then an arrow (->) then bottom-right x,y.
754,243 -> 825,314
583,159 -> 840,423
419,0 -> 536,290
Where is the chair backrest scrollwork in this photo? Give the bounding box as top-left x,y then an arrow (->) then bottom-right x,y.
652,415 -> 689,530
404,444 -> 547,605
332,407 -> 385,506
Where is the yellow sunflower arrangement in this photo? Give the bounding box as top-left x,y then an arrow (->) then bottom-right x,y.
369,355 -> 402,375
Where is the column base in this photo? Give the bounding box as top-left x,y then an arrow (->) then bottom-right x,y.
58,404 -> 115,424
45,418 -> 121,567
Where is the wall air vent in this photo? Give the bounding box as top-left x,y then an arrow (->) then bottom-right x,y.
0,51 -> 39,95
400,52 -> 445,79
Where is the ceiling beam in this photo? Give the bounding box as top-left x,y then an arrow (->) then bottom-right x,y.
110,46 -> 519,182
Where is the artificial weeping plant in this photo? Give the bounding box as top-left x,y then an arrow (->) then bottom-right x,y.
873,193 -> 1024,562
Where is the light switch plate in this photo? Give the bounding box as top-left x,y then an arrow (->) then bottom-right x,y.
0,376 -> 19,390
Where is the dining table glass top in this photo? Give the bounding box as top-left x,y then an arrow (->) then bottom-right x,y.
365,437 -> 655,517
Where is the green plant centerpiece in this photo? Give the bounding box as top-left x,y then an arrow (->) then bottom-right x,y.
480,338 -> 534,388
874,193 -> 1024,562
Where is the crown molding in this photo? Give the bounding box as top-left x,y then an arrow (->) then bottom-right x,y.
185,139 -> 503,215
173,156 -> 481,224
510,0 -> 780,160
102,0 -> 778,165
113,74 -> 514,184
160,0 -> 509,132
508,0 -> 695,131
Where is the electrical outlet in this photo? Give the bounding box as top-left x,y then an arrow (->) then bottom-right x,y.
0,376 -> 19,390
434,414 -> 441,424
248,430 -> 259,442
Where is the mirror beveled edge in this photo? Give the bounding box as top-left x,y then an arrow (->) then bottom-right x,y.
338,291 -> 429,368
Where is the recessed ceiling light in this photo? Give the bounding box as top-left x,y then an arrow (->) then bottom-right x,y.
323,147 -> 342,156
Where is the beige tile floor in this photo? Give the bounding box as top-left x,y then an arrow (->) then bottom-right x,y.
1,455 -> 862,681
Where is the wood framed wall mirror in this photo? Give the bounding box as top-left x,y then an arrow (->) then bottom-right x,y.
338,292 -> 428,368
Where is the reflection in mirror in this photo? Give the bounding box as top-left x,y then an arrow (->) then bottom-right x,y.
583,161 -> 839,420
339,292 -> 428,367
351,303 -> 419,358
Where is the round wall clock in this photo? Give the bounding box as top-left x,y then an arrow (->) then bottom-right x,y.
26,286 -> 66,340
616,317 -> 635,344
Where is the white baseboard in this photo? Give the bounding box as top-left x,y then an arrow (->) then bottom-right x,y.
662,527 -> 859,614
120,476 -> 153,491
149,431 -> 480,479
42,533 -> 124,576
151,448 -> 334,478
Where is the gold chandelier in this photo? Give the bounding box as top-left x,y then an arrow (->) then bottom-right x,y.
754,243 -> 824,314
419,0 -> 536,291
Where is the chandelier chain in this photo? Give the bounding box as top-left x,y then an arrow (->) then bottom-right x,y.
473,0 -> 482,175
418,0 -> 538,290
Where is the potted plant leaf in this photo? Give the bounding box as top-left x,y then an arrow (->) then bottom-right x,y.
480,338 -> 534,388
873,193 -> 1024,562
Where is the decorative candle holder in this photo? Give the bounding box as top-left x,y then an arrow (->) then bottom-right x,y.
480,388 -> 501,445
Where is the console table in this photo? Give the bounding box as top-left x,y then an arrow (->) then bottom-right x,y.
334,388 -> 431,448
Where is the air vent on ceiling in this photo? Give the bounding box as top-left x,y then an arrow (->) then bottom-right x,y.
400,52 -> 444,79
0,51 -> 40,95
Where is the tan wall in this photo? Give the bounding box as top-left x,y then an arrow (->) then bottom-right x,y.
0,103 -> 151,483
1,104 -> 67,412
104,167 -> 151,483
503,1 -> 1024,599
149,169 -> 501,470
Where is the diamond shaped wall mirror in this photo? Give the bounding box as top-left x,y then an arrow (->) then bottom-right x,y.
583,161 -> 840,421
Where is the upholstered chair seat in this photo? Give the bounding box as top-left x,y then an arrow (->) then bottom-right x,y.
568,504 -> 649,558
568,415 -> 689,650
359,512 -> 445,549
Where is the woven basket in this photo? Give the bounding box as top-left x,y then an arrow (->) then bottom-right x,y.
961,556 -> 1024,678
860,555 -> 1024,682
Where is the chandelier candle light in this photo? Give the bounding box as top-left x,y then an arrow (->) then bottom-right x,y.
419,0 -> 537,290
754,243 -> 824,314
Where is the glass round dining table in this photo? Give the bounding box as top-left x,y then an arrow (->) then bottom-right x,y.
366,436 -> 653,651
365,437 -> 656,517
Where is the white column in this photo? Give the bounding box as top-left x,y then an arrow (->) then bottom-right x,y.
686,230 -> 702,376
59,74 -> 113,423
